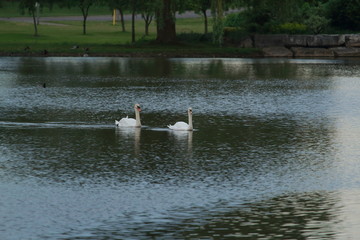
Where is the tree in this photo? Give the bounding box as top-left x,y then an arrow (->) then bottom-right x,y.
212,0 -> 224,46
305,15 -> 330,34
233,0 -> 306,33
19,0 -> 47,36
78,0 -> 95,35
109,0 -> 127,32
328,0 -> 360,31
302,2 -> 330,34
156,0 -> 176,43
130,0 -> 137,43
140,1 -> 156,36
58,0 -> 98,35
192,0 -> 211,34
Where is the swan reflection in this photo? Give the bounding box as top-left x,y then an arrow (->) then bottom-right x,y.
115,127 -> 141,155
169,130 -> 193,154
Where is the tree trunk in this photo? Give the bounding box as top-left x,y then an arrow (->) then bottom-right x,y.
142,13 -> 153,36
131,9 -> 136,43
32,10 -> 38,36
202,9 -> 208,34
119,8 -> 125,32
212,0 -> 224,46
35,2 -> 40,25
80,4 -> 91,35
145,22 -> 149,35
82,15 -> 87,35
156,0 -> 176,43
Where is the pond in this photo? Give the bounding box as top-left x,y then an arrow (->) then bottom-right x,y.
1,57 -> 360,239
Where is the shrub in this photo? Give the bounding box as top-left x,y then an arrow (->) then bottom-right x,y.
278,22 -> 307,34
223,27 -> 249,44
327,0 -> 360,31
304,15 -> 330,34
224,12 -> 246,28
223,27 -> 237,35
177,32 -> 212,43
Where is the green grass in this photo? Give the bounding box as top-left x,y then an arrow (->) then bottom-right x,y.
0,4 -> 260,57
0,1 -> 354,55
0,19 -> 154,52
0,1 -> 112,17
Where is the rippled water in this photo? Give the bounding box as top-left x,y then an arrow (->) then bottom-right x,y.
1,57 -> 360,239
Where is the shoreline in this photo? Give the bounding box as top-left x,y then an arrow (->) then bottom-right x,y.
2,51 -> 360,59
0,51 -> 264,58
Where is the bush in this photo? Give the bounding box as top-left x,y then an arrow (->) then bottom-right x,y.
224,12 -> 246,28
223,27 -> 249,44
304,15 -> 330,34
176,32 -> 212,43
223,27 -> 237,35
278,22 -> 307,34
327,0 -> 360,31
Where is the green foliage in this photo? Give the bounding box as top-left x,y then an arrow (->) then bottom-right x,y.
19,0 -> 37,15
212,17 -> 224,45
277,22 -> 307,34
177,32 -> 212,42
223,27 -> 236,34
304,15 -> 330,34
191,0 -> 211,14
297,1 -> 330,34
327,0 -> 360,31
223,27 -> 248,44
238,4 -> 278,33
224,12 -> 245,28
211,0 -> 224,46
233,0 -> 333,34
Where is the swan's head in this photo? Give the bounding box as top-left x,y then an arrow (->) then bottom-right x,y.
134,103 -> 141,112
188,107 -> 192,115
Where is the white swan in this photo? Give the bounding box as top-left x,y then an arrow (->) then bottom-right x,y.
168,108 -> 193,131
115,104 -> 142,127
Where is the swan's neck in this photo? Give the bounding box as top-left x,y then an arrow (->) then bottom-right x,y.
135,109 -> 141,127
188,112 -> 193,130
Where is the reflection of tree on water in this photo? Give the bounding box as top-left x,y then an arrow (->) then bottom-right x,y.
17,58 -> 340,84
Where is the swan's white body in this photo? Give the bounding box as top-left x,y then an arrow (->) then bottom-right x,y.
168,108 -> 193,131
115,104 -> 141,128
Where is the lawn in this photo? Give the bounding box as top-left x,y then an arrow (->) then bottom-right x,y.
0,2 -> 260,57
0,17 -> 208,52
0,1 -> 112,17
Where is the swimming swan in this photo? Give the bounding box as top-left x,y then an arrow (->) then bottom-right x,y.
115,104 -> 142,127
168,108 -> 193,131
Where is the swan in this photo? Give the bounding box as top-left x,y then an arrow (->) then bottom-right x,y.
115,104 -> 142,127
168,108 -> 193,131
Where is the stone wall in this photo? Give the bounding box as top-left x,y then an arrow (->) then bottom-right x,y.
236,34 -> 360,57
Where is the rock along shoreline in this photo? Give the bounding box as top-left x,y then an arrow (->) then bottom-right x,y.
236,34 -> 360,57
3,34 -> 360,58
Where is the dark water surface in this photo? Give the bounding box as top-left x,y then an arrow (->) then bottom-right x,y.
1,57 -> 360,239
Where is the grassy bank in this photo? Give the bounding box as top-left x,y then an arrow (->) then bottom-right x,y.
0,1 -> 111,17
0,1 -> 260,58
0,18 -> 260,57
